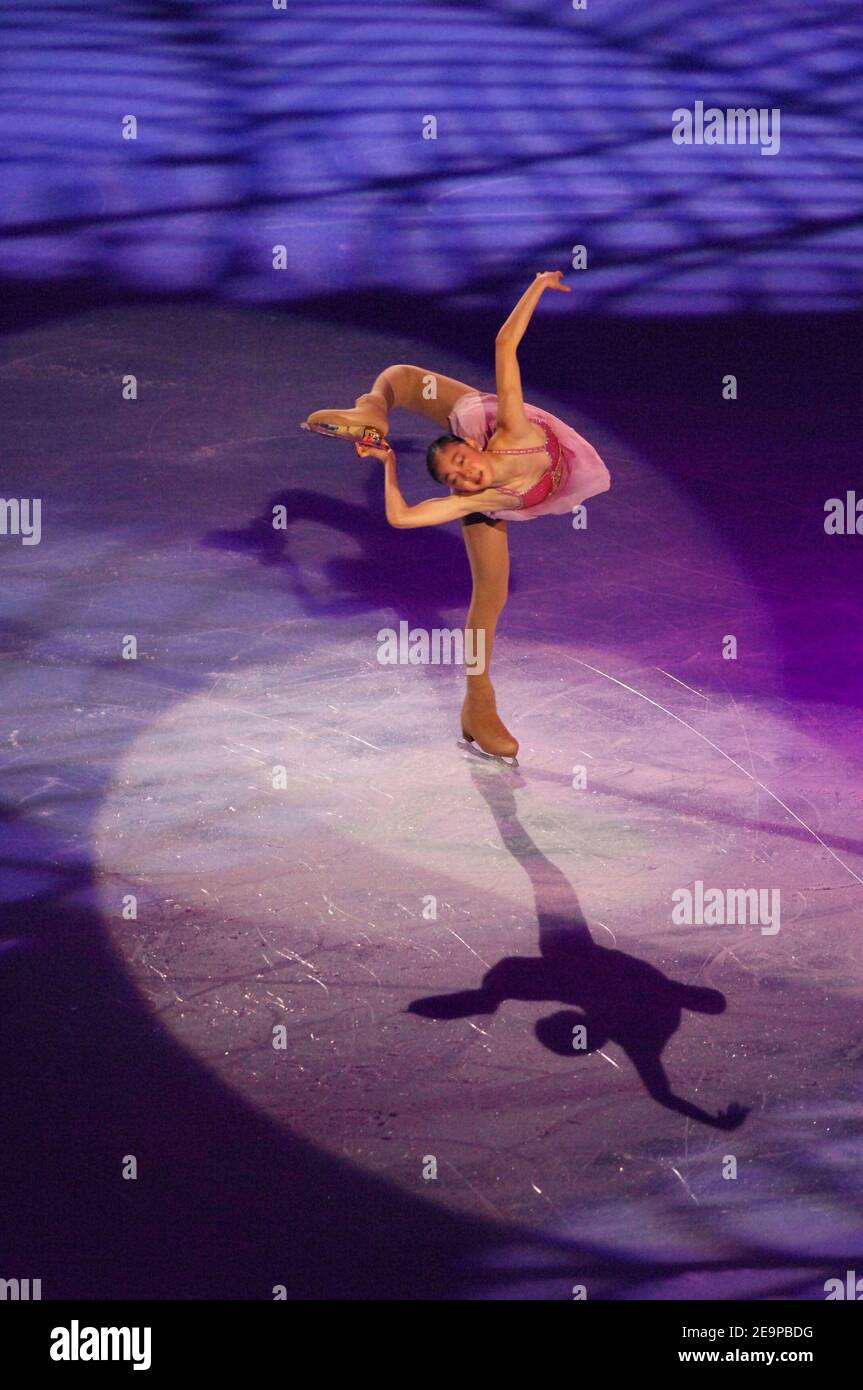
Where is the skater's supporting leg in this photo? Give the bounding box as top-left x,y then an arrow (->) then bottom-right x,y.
460,516 -> 518,760
463,515 -> 509,675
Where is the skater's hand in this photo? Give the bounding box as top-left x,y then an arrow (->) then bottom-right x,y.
534,270 -> 571,293
355,441 -> 395,463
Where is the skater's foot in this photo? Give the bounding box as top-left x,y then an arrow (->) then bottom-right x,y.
303,399 -> 389,448
461,683 -> 519,761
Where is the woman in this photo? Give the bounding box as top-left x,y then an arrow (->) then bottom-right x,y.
302,271 -> 611,763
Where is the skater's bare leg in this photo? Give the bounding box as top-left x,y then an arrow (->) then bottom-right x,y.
307,364 -> 478,439
307,367 -> 516,757
460,517 -> 518,760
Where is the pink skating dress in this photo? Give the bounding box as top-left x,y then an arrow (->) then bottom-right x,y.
446,390 -> 610,521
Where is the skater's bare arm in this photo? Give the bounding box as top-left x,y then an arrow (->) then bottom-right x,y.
495,271 -> 570,431
370,448 -> 518,528
391,489 -> 520,528
497,270 -> 572,349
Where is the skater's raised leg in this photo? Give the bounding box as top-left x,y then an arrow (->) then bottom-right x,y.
305,364 -> 477,442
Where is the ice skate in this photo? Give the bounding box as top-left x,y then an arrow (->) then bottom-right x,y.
460,686 -> 519,765
302,403 -> 390,450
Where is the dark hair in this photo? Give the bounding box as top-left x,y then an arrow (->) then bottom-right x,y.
426,432 -> 465,483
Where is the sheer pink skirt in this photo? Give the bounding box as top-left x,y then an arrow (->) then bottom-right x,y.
446,390 -> 610,521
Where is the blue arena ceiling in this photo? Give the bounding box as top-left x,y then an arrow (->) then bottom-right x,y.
1,0 -> 861,314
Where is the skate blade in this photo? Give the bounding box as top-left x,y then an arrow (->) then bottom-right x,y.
457,738 -> 518,768
300,421 -> 389,447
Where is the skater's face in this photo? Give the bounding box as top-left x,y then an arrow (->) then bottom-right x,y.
436,440 -> 491,494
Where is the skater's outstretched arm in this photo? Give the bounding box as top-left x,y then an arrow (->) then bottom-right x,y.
359,444 -> 521,528
495,271 -> 571,432
629,1052 -> 749,1130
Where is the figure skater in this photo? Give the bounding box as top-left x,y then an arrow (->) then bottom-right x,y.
302,271 -> 611,763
